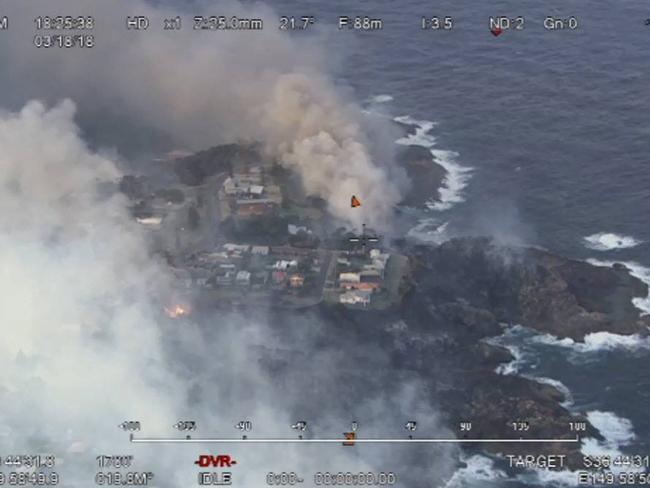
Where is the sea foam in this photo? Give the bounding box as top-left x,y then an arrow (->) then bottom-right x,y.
487,332 -> 574,408
369,94 -> 394,104
532,331 -> 650,352
444,454 -> 507,488
394,115 -> 472,212
516,411 -> 638,486
428,149 -> 473,211
588,259 -> 650,315
394,115 -> 437,147
405,219 -> 449,244
584,232 -> 641,251
581,411 -> 640,475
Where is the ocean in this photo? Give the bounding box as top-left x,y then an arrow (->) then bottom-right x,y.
270,0 -> 650,485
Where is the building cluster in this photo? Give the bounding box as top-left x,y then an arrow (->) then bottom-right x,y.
336,249 -> 390,307
171,243 -> 323,295
220,167 -> 282,219
134,189 -> 187,229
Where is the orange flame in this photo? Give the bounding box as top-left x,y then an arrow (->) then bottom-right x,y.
164,304 -> 190,318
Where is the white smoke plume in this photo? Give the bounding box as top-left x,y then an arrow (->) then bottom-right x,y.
0,1 -> 460,486
0,99 -> 456,487
264,73 -> 402,229
0,100 -> 187,482
0,0 -> 404,230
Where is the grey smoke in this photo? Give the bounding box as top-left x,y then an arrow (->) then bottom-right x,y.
0,98 -> 458,487
0,1 -> 454,486
0,0 -> 404,230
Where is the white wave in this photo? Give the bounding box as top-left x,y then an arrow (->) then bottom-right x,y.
532,330 -> 650,352
394,114 -> 473,213
487,331 -> 574,407
444,454 -> 507,488
517,411 -> 639,486
583,331 -> 650,350
516,468 -> 577,487
406,219 -> 449,244
489,342 -> 525,375
385,319 -> 407,332
394,115 -> 437,147
527,376 -> 574,409
584,232 -> 641,251
580,411 -> 639,475
587,259 -> 650,315
587,411 -> 635,447
394,114 -> 438,128
428,149 -> 473,211
369,94 -> 393,103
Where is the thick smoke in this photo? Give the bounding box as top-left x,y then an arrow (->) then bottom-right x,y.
0,100 -> 184,480
0,1 -> 455,486
0,100 -> 456,486
264,73 -> 402,229
0,0 -> 404,229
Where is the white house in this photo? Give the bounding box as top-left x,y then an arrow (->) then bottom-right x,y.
339,272 -> 361,283
249,185 -> 265,196
273,260 -> 298,270
236,270 -> 251,286
224,243 -> 250,253
251,246 -> 269,255
340,290 -> 372,307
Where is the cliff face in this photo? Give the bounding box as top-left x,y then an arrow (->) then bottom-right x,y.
409,237 -> 649,340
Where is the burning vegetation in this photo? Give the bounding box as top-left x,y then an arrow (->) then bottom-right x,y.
164,304 -> 190,318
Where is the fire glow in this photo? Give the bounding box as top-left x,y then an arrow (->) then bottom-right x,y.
164,304 -> 190,318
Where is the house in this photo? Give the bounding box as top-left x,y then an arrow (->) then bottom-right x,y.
198,251 -> 229,264
236,270 -> 251,287
236,199 -> 276,218
340,289 -> 372,307
337,257 -> 351,267
340,269 -> 382,291
370,250 -> 390,277
251,271 -> 269,290
273,260 -> 298,270
251,246 -> 269,255
272,270 -> 287,286
355,282 -> 379,291
249,185 -> 264,196
136,216 -> 163,226
223,170 -> 263,196
360,269 -> 382,286
224,243 -> 250,253
189,268 -> 212,288
289,274 -> 305,288
339,272 -> 361,283
236,168 -> 263,185
172,268 -> 193,289
215,270 -> 235,286
288,224 -> 311,236
223,177 -> 241,195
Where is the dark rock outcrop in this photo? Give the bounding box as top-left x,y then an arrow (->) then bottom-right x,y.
396,145 -> 446,208
409,237 -> 650,340
173,143 -> 261,186
396,236 -> 648,466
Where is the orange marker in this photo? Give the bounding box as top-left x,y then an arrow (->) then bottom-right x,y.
351,195 -> 361,208
342,432 -> 356,446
